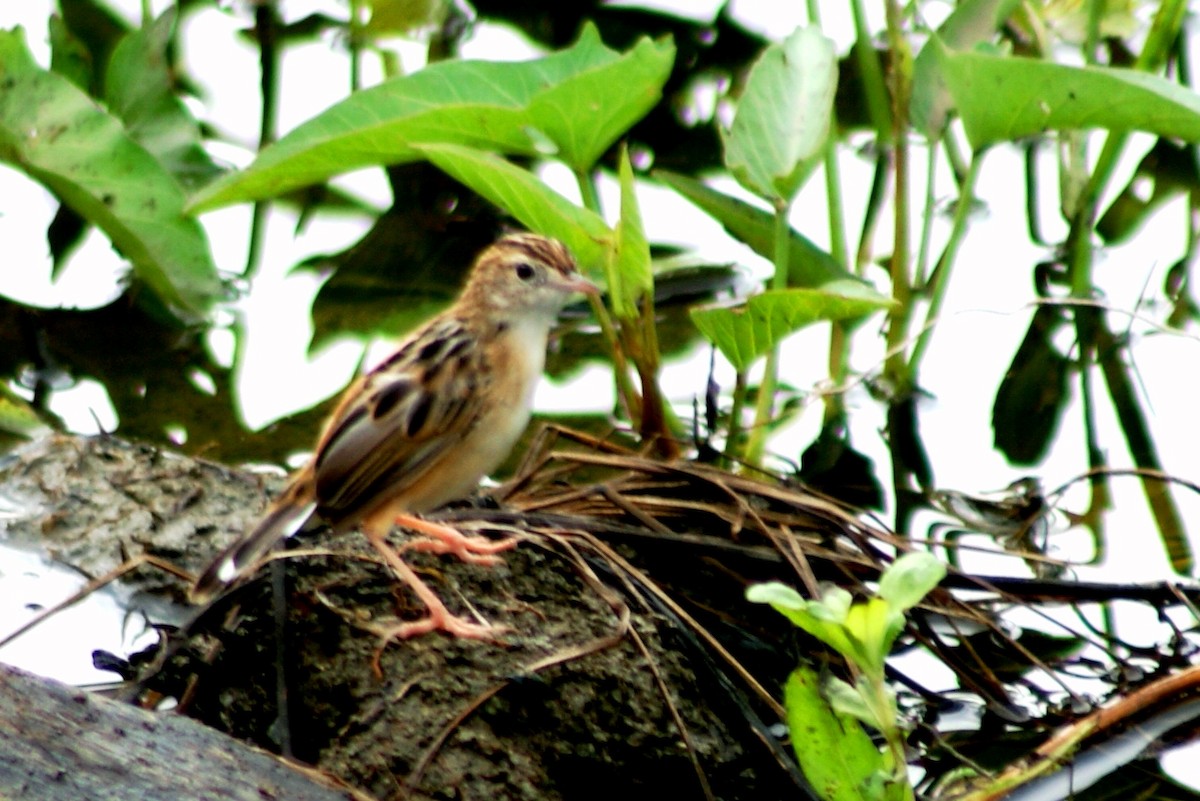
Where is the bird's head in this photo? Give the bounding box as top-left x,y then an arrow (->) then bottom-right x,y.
460,233 -> 597,318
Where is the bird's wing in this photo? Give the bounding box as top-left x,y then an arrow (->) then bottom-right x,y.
190,478 -> 318,601
311,316 -> 488,520
190,316 -> 487,602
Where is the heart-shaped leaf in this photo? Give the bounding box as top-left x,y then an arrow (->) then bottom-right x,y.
691,283 -> 893,372
189,23 -> 674,211
723,26 -> 836,203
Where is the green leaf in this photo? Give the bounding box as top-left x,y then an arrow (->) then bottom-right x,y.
745,580 -> 807,611
824,675 -> 883,732
188,23 -> 672,211
611,144 -> 652,319
784,667 -> 885,801
911,0 -> 1025,137
843,597 -> 893,674
526,31 -> 674,172
48,16 -> 92,91
936,39 -> 1200,150
812,585 -> 853,622
724,26 -> 836,203
691,284 -> 893,372
878,552 -> 946,611
0,28 -> 222,320
654,170 -> 856,287
415,143 -> 611,272
104,9 -> 220,189
747,582 -> 860,659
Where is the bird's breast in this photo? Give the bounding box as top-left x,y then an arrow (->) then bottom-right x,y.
398,319 -> 547,512
467,318 -> 548,469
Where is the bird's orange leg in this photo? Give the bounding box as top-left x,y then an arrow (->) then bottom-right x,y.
394,512 -> 518,564
364,527 -> 509,642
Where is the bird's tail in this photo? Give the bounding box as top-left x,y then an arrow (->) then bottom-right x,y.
190,494 -> 318,603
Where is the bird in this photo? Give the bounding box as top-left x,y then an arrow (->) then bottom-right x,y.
191,232 -> 596,641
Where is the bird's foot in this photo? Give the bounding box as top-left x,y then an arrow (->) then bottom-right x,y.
379,609 -> 508,642
365,526 -> 509,674
370,597 -> 508,675
395,512 -> 518,565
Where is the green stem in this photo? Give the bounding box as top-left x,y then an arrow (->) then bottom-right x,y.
1094,319 -> 1191,571
823,143 -> 849,274
849,0 -> 893,136
745,203 -> 792,466
1139,0 -> 1188,73
908,155 -> 982,373
726,369 -> 748,464
572,164 -> 635,408
857,670 -> 914,800
1077,345 -> 1108,562
1062,0 -> 1189,569
911,138 -> 938,290
244,0 -> 281,280
941,126 -> 969,187
881,0 -> 912,391
348,0 -> 364,92
588,294 -> 641,423
883,0 -> 917,532
1083,0 -> 1102,65
822,120 -> 851,425
856,149 -> 892,275
1069,0 -> 1185,266
574,167 -> 602,216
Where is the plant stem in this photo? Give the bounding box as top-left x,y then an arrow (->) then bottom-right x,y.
881,0 -> 912,391
881,0 -> 920,528
244,0 -> 281,281
745,202 -> 792,466
849,0 -> 893,137
911,141 -> 937,292
873,681 -> 915,801
577,152 -> 678,449
822,127 -> 851,426
574,167 -> 603,217
909,155 -> 981,373
347,0 -> 364,92
1061,0 -> 1191,570
726,369 -> 748,460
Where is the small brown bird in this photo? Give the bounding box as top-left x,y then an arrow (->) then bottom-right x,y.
192,233 -> 596,640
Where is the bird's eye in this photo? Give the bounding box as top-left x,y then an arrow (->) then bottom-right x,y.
515,263 -> 536,281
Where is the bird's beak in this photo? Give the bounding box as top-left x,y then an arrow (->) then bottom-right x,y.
567,273 -> 601,296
